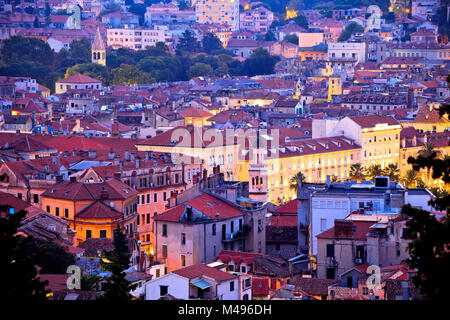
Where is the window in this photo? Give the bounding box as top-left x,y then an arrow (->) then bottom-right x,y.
100,230 -> 107,238
162,245 -> 168,258
55,207 -> 60,217
147,194 -> 150,203
156,269 -> 160,278
154,193 -> 158,202
320,218 -> 327,232
46,205 -> 50,213
160,285 -> 168,296
228,264 -> 234,271
229,281 -> 235,292
65,208 -> 68,218
275,243 -> 281,251
230,221 -> 234,233
33,194 -> 38,203
326,267 -> 335,279
147,213 -> 150,224
326,244 -> 334,258
181,233 -> 186,245
181,255 -> 186,267
162,224 -> 167,237
212,223 -> 216,236
241,266 -> 246,273
86,230 -> 92,239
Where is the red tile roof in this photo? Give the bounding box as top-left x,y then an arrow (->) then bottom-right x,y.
153,193 -> 244,222
172,263 -> 237,282
269,215 -> 297,227
349,115 -> 400,128
316,220 -> 375,240
275,199 -> 297,214
56,74 -> 101,84
75,200 -> 123,220
216,250 -> 263,265
179,107 -> 213,118
41,179 -> 138,201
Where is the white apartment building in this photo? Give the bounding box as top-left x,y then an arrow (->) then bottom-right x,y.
107,28 -> 170,50
195,0 -> 240,31
328,42 -> 367,74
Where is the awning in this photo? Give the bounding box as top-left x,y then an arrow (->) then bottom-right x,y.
191,279 -> 213,290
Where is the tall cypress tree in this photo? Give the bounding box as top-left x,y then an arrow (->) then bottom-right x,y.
0,205 -> 49,300
97,225 -> 137,300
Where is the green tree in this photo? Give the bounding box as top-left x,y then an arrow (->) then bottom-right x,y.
69,38 -> 92,64
400,169 -> 421,188
349,163 -> 365,182
139,55 -> 182,82
382,163 -> 400,181
366,164 -> 383,181
201,33 -> 223,55
97,226 -> 137,300
293,14 -> 309,30
186,62 -> 214,79
415,142 -> 442,186
176,30 -> 201,54
0,205 -> 49,300
26,238 -> 76,274
264,30 -> 277,41
65,63 -> 109,85
400,77 -> 450,299
110,63 -> 154,85
239,48 -> 280,76
289,171 -> 306,192
0,35 -> 55,67
338,22 -> 364,41
284,33 -> 299,45
128,4 -> 147,25
80,273 -> 102,291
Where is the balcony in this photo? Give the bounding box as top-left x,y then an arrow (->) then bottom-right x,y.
222,230 -> 247,243
329,56 -> 358,62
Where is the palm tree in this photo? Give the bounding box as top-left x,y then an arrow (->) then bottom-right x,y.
417,142 -> 442,185
400,169 -> 419,188
383,163 -> 400,181
349,163 -> 365,182
289,171 -> 305,192
366,164 -> 383,181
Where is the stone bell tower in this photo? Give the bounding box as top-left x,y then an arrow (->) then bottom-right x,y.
92,27 -> 106,66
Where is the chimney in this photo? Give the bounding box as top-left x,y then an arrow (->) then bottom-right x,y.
108,149 -> 115,160
112,122 -> 119,138
72,149 -> 77,156
113,154 -> 120,165
125,150 -> 130,161
185,205 -> 193,221
88,149 -> 97,159
44,163 -> 50,173
334,220 -> 353,238
412,135 -> 417,147
130,152 -> 135,162
119,160 -> 123,171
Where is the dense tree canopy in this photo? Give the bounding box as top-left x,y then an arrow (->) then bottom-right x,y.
338,22 -> 364,41
0,205 -> 49,300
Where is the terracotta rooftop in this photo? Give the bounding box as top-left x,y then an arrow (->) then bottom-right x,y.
172,263 -> 238,282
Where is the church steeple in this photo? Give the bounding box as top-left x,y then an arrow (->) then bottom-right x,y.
92,28 -> 106,66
